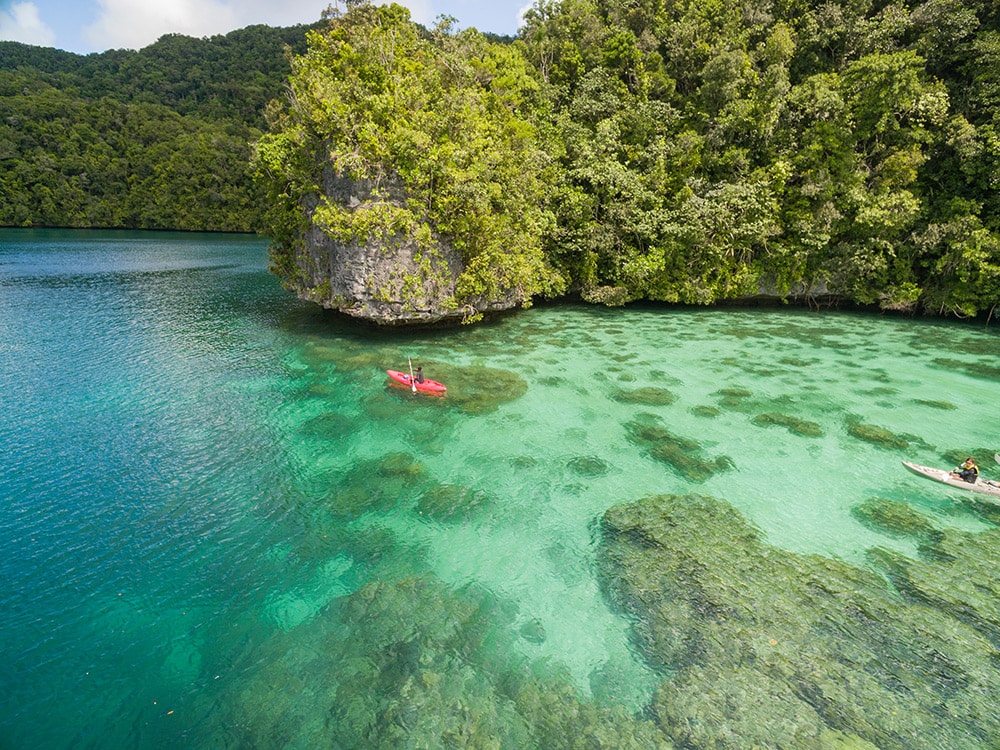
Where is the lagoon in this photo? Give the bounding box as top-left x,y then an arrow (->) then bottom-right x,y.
2,229 -> 1000,748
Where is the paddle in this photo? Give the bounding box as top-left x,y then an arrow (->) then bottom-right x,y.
995,452 -> 1000,466
407,356 -> 416,393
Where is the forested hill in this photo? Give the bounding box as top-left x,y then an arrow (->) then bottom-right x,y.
5,1 -> 1000,318
256,0 -> 1000,319
0,24 -> 315,232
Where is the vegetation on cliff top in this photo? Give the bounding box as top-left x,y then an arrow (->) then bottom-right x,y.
254,3 -> 567,310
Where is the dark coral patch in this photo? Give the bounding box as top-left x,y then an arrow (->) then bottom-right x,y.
751,412 -> 823,437
612,387 -> 677,406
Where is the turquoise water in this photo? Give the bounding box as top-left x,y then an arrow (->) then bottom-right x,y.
2,229 -> 1000,748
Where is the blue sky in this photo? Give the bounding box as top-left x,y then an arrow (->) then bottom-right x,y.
0,0 -> 533,54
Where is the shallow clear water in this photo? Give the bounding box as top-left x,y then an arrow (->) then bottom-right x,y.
2,229 -> 999,748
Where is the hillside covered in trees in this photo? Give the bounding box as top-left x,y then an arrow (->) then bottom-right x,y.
4,0 -> 1000,318
257,0 -> 1000,320
0,24 -> 314,232
510,0 -> 1000,317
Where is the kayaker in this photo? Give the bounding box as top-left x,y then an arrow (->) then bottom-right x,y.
415,366 -> 425,384
950,457 -> 979,483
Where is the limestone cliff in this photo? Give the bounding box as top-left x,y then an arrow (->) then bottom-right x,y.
284,171 -> 523,326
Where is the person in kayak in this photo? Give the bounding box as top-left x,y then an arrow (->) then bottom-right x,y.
951,457 -> 979,483
414,366 -> 425,384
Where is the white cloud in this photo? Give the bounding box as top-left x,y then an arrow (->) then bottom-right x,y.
0,2 -> 56,47
83,0 -> 235,50
82,0 -> 335,51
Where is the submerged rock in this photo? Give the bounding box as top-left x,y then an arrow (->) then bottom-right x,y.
851,497 -> 941,543
625,414 -> 734,482
598,493 -> 1000,749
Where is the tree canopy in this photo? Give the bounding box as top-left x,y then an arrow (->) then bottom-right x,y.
4,0 -> 1000,318
254,0 -> 1000,318
254,3 -> 565,308
0,24 -> 313,232
512,0 -> 1000,316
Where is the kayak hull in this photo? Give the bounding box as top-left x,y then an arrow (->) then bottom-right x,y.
386,369 -> 447,393
902,461 -> 1000,501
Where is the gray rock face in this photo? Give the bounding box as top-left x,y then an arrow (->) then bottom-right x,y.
287,171 -> 522,326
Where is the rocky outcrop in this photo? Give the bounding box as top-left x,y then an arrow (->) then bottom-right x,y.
284,172 -> 852,324
287,170 -> 522,326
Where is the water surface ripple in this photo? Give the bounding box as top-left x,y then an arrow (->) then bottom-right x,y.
2,229 -> 999,749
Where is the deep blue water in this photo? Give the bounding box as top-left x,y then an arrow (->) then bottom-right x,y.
2,229 -> 1000,748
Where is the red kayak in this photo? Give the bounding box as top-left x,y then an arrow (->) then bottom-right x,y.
386,369 -> 447,393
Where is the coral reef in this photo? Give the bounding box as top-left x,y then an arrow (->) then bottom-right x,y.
417,483 -> 490,523
845,420 -> 911,449
625,414 -> 734,481
213,575 -> 672,748
931,358 -> 1000,382
940,448 -> 997,468
421,365 -> 528,414
843,416 -> 931,452
612,387 -> 678,406
912,399 -> 956,410
328,453 -> 425,519
714,387 -> 754,411
567,456 -> 611,477
751,411 -> 824,437
851,498 -> 941,544
598,493 -> 1000,749
690,405 -> 721,418
870,526 -> 1000,646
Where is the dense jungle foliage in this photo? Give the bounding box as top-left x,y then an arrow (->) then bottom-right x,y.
257,0 -> 1000,318
254,4 -> 564,307
516,0 -> 1000,317
0,24 -> 314,231
4,0 -> 1000,316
